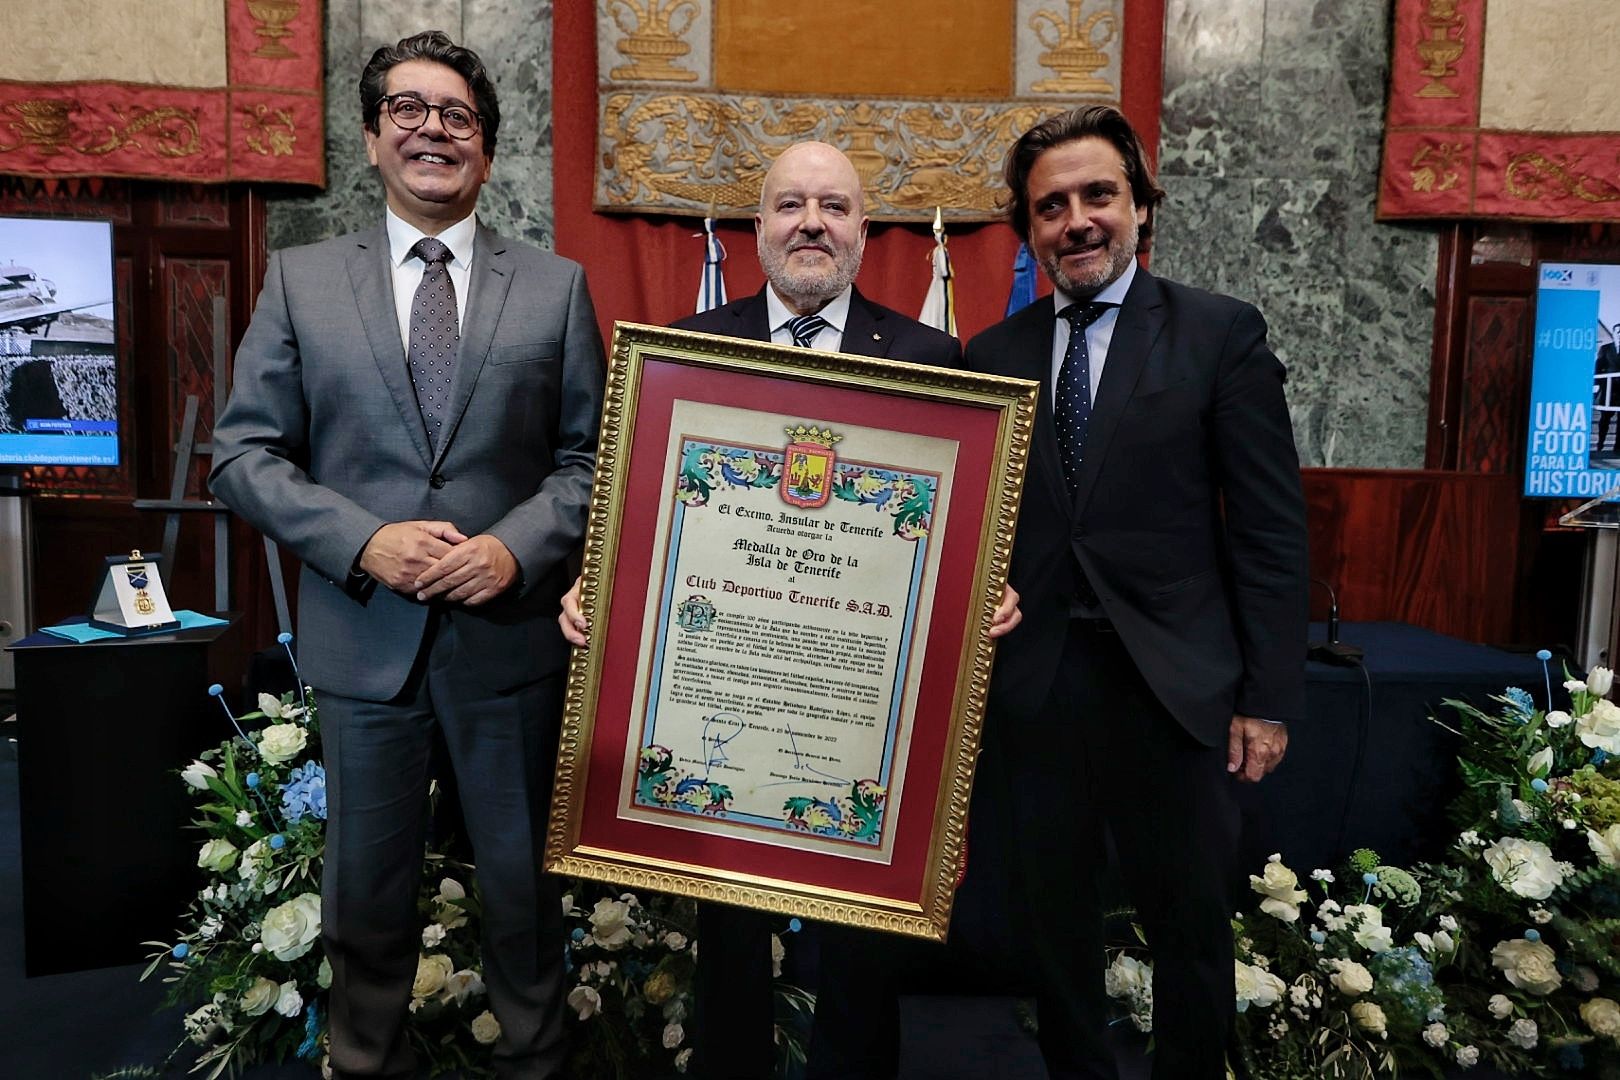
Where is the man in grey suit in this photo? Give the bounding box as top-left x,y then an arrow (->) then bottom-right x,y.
210,31 -> 603,1080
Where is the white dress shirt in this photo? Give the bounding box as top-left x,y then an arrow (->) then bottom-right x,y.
765,284 -> 853,351
385,207 -> 476,347
1048,259 -> 1138,403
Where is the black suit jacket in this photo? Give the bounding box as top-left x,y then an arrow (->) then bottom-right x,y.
965,268 -> 1308,746
674,285 -> 962,368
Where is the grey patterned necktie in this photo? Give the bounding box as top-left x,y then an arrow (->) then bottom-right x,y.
1054,301 -> 1111,495
408,237 -> 459,450
785,313 -> 829,348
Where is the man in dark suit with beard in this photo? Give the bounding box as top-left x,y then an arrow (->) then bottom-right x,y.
962,106 -> 1308,1079
561,139 -> 1018,1079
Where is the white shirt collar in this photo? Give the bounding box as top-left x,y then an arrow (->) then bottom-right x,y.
766,284 -> 853,336
1050,258 -> 1137,317
385,207 -> 477,270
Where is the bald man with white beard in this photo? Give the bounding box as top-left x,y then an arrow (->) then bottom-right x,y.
560,141 -> 1020,1079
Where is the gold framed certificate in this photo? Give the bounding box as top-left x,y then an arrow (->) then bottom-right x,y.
545,323 -> 1036,940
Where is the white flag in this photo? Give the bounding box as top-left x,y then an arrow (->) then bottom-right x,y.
918,206 -> 956,337
694,217 -> 728,313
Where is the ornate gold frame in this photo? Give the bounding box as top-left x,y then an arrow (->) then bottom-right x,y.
545,323 -> 1036,940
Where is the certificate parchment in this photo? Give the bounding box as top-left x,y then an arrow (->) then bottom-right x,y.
617,400 -> 958,863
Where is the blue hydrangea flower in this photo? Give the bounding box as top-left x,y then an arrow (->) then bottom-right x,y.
280,761 -> 327,823
298,1001 -> 321,1060
1502,687 -> 1536,723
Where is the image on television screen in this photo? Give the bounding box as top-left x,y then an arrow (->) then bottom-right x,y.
1525,262 -> 1620,499
0,216 -> 118,467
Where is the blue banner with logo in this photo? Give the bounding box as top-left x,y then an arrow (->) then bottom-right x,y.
1525,263 -> 1620,498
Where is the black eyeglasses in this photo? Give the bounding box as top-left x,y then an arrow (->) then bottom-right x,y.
380,94 -> 481,139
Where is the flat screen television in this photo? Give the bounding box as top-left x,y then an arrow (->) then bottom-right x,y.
1524,261 -> 1620,499
0,215 -> 118,467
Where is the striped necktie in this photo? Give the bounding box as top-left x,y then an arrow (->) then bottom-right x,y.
785,313 -> 829,349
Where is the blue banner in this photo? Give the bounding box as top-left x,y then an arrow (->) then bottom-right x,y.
1525,263 -> 1620,498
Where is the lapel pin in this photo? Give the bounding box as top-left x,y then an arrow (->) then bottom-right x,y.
872,332 -> 882,341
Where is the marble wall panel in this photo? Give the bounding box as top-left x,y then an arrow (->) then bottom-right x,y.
1156,0 -> 1438,467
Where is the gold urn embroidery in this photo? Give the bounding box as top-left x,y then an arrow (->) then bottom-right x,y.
1030,1 -> 1118,96
1414,0 -> 1465,99
2,99 -> 77,155
607,0 -> 701,83
246,0 -> 302,60
242,104 -> 297,156
0,100 -> 200,159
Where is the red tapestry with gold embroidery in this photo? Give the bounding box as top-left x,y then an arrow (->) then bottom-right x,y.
1379,0 -> 1620,223
0,0 -> 324,186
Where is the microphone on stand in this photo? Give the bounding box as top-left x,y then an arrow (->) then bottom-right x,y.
1308,578 -> 1364,665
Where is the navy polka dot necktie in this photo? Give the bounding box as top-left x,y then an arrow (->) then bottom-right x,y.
1054,302 -> 1111,496
408,237 -> 459,450
785,313 -> 829,349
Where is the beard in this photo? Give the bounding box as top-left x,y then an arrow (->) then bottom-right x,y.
1040,216 -> 1139,298
758,235 -> 863,311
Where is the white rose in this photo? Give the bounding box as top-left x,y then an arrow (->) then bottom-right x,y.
568,985 -> 602,1020
259,892 -> 322,961
470,1009 -> 501,1045
1578,699 -> 1620,754
1590,824 -> 1620,868
1482,837 -> 1565,899
197,838 -> 239,873
1234,960 -> 1284,1010
1546,710 -> 1573,729
662,1022 -> 685,1049
674,1047 -> 693,1073
1455,1044 -> 1480,1067
1491,939 -> 1562,995
257,723 -> 308,763
1329,960 -> 1374,998
445,968 -> 484,1003
1590,666 -> 1615,697
1440,915 -> 1459,932
1584,997 -> 1620,1040
1489,993 -> 1514,1018
238,839 -> 269,880
421,923 -> 447,948
1528,746 -> 1553,777
1423,1021 -> 1450,1047
665,931 -> 688,951
317,957 -> 332,989
1350,1001 -> 1388,1038
1342,904 -> 1394,953
412,953 -> 454,999
1507,1017 -> 1538,1049
181,760 -> 218,790
239,976 -> 278,1017
1250,860 -> 1306,922
589,898 -> 633,950
274,980 -> 303,1018
1106,954 -> 1152,999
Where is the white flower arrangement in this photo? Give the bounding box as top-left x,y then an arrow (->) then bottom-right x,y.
1105,655 -> 1620,1078
141,639 -> 810,1079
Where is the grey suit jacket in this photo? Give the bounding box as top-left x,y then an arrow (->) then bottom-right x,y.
210,222 -> 605,701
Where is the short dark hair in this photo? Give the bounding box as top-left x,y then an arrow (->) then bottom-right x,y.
1003,105 -> 1165,251
359,30 -> 500,158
